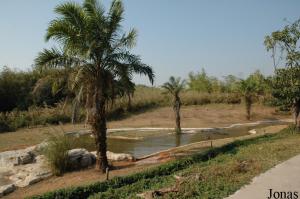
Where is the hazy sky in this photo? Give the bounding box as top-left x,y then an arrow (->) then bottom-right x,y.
0,0 -> 299,86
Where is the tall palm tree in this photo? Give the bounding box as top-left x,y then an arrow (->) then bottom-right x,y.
35,0 -> 154,172
162,76 -> 185,134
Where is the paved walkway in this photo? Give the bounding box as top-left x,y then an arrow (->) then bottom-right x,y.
226,154 -> 300,199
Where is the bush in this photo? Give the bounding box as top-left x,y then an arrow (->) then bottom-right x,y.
42,132 -> 96,176
43,133 -> 72,176
45,114 -> 71,124
0,119 -> 12,133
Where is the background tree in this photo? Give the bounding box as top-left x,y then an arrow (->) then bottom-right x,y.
272,67 -> 300,127
162,76 -> 185,134
0,66 -> 38,112
32,68 -> 73,109
35,0 -> 154,172
265,18 -> 300,127
222,75 -> 240,93
188,69 -> 213,93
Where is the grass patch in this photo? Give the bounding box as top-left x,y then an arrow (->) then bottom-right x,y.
43,132 -> 95,176
29,127 -> 300,199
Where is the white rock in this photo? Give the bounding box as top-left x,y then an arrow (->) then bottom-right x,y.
248,129 -> 257,134
33,141 -> 49,153
0,184 -> 15,197
16,171 -> 52,188
91,151 -> 135,161
182,130 -> 196,134
8,155 -> 52,188
0,147 -> 35,167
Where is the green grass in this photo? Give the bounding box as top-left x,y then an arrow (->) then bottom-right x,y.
29,127 -> 300,199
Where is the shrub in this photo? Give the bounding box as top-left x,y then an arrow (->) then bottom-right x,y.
0,119 -> 12,133
45,114 -> 71,124
43,133 -> 72,176
42,132 -> 96,176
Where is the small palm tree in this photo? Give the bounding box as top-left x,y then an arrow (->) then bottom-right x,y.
239,78 -> 259,120
162,76 -> 185,134
35,0 -> 154,172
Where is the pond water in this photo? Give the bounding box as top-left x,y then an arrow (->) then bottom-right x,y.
106,122 -> 288,158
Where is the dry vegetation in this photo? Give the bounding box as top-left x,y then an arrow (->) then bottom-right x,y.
0,103 -> 289,153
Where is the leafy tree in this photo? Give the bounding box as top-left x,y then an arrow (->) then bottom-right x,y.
162,76 -> 185,134
0,66 -> 38,112
272,67 -> 300,127
265,18 -> 300,127
188,69 -> 213,93
35,0 -> 154,172
32,68 -> 73,108
222,75 -> 240,93
265,18 -> 300,69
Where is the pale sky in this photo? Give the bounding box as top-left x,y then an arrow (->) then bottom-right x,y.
0,0 -> 299,85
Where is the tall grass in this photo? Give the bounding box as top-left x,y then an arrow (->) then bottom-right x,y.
43,132 -> 95,176
43,133 -> 71,176
0,104 -> 71,133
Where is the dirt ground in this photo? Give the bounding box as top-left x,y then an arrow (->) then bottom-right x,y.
109,104 -> 288,128
0,104 -> 290,152
3,124 -> 288,199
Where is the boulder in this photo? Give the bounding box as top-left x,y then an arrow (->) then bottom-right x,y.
248,129 -> 257,134
0,148 -> 35,167
33,141 -> 49,154
0,184 -> 15,197
16,171 -> 52,188
9,155 -> 52,188
91,151 -> 135,161
67,149 -> 95,170
107,151 -> 134,161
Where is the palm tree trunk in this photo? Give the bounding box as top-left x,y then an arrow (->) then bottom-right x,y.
173,96 -> 181,134
92,88 -> 109,173
293,100 -> 300,129
245,95 -> 252,120
127,93 -> 132,111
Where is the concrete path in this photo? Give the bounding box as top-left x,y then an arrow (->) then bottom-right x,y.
226,154 -> 300,199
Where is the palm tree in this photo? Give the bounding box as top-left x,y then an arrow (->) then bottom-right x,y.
162,76 -> 185,134
239,78 -> 259,120
35,0 -> 154,172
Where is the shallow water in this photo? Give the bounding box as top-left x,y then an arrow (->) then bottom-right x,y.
107,122 -> 288,158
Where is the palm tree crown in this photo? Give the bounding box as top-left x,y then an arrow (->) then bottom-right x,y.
162,76 -> 185,97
